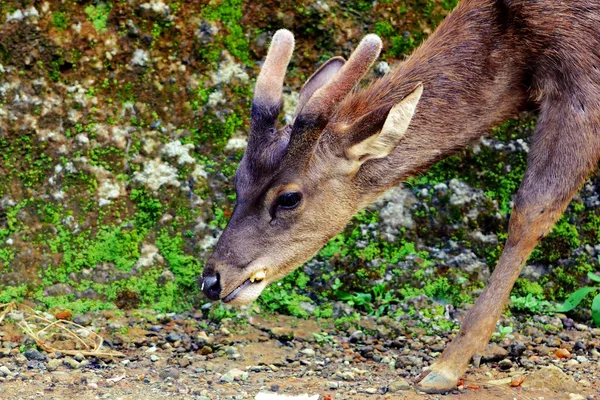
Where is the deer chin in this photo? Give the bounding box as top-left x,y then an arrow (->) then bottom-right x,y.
222,278 -> 268,305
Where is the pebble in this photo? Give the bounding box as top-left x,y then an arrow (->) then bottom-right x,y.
555,348 -> 571,359
301,348 -> 316,357
498,358 -> 513,370
150,355 -> 160,362
63,357 -> 80,369
166,332 -> 181,342
23,349 -> 46,362
0,366 -> 11,376
510,375 -> 525,387
508,341 -> 526,357
220,368 -> 248,383
364,387 -> 377,394
47,359 -> 61,371
159,368 -> 180,380
388,378 -> 410,392
574,323 -> 588,331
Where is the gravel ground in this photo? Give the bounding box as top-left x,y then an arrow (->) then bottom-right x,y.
0,305 -> 598,400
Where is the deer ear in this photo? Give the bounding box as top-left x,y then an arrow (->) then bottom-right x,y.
295,57 -> 346,115
345,83 -> 423,163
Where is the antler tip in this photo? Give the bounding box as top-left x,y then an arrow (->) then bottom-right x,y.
360,34 -> 383,52
273,29 -> 295,48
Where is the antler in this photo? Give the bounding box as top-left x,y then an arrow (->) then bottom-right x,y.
247,29 -> 295,168
253,29 -> 295,109
284,34 -> 383,157
300,34 -> 382,120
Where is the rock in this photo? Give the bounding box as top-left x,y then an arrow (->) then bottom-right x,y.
521,365 -> 579,392
364,387 -> 378,394
150,355 -> 160,362
301,348 -> 315,357
159,368 -> 180,380
269,327 -> 295,341
166,332 -> 181,342
0,366 -> 11,376
220,368 -> 248,383
328,381 -> 339,389
349,330 -> 365,343
510,375 -> 525,387
334,370 -> 355,381
43,283 -> 75,297
485,377 -> 512,386
498,358 -> 513,370
388,379 -> 411,392
63,357 -> 80,369
481,343 -> 508,362
47,359 -> 61,371
74,353 -> 85,362
574,323 -> 588,331
508,341 -> 526,357
23,349 -> 46,361
555,348 -> 571,359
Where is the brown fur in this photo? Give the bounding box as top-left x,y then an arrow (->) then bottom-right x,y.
202,0 -> 600,393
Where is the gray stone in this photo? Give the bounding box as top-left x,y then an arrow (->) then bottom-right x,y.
220,368 -> 248,383
388,378 -> 411,392
498,358 -> 513,370
159,368 -> 180,380
24,349 -> 46,361
47,359 -> 62,371
43,283 -> 75,297
508,341 -> 526,358
166,332 -> 181,342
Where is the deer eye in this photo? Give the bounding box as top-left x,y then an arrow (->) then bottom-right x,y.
276,192 -> 302,210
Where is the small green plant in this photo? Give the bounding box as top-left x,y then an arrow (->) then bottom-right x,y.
555,272 -> 600,327
51,12 -> 70,30
492,324 -> 513,340
85,3 -> 111,33
510,293 -> 553,314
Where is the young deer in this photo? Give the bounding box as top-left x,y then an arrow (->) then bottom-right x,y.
200,0 -> 600,393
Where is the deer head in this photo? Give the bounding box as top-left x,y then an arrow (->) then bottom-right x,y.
200,30 -> 423,305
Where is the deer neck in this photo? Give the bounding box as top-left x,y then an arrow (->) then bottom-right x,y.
338,0 -> 531,203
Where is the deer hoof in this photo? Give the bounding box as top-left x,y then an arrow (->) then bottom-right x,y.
415,367 -> 460,394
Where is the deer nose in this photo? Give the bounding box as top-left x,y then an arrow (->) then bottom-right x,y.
201,272 -> 221,301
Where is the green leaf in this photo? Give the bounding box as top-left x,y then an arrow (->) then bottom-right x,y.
555,287 -> 597,312
588,272 -> 600,284
592,294 -> 600,328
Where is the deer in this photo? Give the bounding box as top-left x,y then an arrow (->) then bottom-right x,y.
199,0 -> 600,393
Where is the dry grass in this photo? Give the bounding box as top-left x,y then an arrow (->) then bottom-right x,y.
0,302 -> 125,358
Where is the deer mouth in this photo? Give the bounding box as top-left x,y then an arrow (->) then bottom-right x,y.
222,269 -> 267,303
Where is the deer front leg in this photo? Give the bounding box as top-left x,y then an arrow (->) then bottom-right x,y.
416,105 -> 600,393
416,203 -> 561,393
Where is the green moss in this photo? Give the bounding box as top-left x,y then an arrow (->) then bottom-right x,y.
51,12 -> 70,31
202,0 -> 250,64
513,278 -> 544,297
0,285 -> 28,303
258,270 -> 320,318
156,229 -> 202,290
530,216 -> 580,264
35,294 -> 115,313
85,3 -> 111,33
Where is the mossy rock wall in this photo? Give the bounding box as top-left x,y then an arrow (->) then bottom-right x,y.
0,0 -> 598,317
